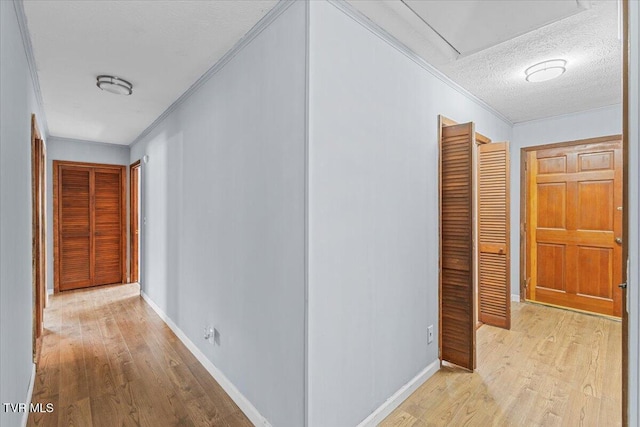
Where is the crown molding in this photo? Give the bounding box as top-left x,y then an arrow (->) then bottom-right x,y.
327,0 -> 513,127
512,103 -> 622,126
129,0 -> 296,147
13,0 -> 50,138
48,135 -> 131,149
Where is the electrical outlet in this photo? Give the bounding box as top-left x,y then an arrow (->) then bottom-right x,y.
427,325 -> 434,344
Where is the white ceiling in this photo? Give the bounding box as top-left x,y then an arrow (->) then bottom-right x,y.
403,0 -> 587,56
23,0 -> 277,145
350,0 -> 621,123
24,0 -> 622,145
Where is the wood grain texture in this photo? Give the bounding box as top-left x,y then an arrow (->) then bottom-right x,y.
27,283 -> 250,427
129,161 -> 140,284
478,142 -> 510,329
32,114 -> 46,357
525,137 -> 623,317
621,1 -> 630,422
54,161 -> 126,292
381,302 -> 621,426
440,122 -> 476,371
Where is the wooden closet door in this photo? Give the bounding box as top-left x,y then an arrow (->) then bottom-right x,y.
94,169 -> 124,286
55,162 -> 125,291
440,122 -> 476,371
478,142 -> 510,329
58,166 -> 92,291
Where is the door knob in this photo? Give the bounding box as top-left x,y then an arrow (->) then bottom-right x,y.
615,237 -> 623,244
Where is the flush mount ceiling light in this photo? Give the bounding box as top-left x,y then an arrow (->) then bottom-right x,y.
524,59 -> 567,83
96,75 -> 133,95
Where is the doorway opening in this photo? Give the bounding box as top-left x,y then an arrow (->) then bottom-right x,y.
438,115 -> 511,372
521,136 -> 623,318
53,161 -> 126,292
31,114 -> 46,362
130,160 -> 141,284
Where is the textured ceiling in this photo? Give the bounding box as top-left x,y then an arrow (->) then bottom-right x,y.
438,1 -> 621,123
403,0 -> 585,56
23,0 -> 277,145
350,0 -> 621,123
24,0 -> 621,144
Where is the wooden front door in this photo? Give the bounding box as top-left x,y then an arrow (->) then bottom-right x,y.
478,142 -> 510,329
54,162 -> 125,292
525,136 -> 623,317
440,120 -> 476,371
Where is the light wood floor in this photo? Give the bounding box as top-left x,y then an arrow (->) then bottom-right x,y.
28,283 -> 251,427
382,302 -> 621,427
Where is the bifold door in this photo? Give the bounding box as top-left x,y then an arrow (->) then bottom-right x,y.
440,122 -> 476,371
478,142 -> 511,329
55,162 -> 125,291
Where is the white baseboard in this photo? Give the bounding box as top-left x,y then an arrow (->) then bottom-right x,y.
47,288 -> 53,295
511,294 -> 520,302
356,359 -> 440,427
21,363 -> 36,427
140,292 -> 271,427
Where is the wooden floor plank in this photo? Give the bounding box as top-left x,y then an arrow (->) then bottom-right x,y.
382,302 -> 621,427
27,283 -> 250,426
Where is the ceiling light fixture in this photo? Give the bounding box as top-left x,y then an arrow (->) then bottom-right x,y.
524,59 -> 567,83
96,75 -> 133,95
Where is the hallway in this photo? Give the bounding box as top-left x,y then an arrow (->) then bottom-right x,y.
382,302 -> 621,426
28,283 -> 251,426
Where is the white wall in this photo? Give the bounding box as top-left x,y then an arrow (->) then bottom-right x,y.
306,2 -> 511,426
627,1 -> 639,424
0,2 -> 44,426
129,2 -> 307,426
510,104 -> 622,297
46,137 -> 130,292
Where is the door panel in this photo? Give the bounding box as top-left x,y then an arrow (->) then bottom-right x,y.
55,162 -> 124,291
526,138 -> 622,317
478,142 -> 510,329
440,122 -> 475,370
536,244 -> 565,291
94,170 -> 123,286
59,167 -> 92,290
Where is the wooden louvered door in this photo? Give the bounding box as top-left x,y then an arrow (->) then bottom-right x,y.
54,162 -> 125,292
94,169 -> 124,286
440,121 -> 476,371
57,166 -> 92,290
526,137 -> 623,317
478,142 -> 510,329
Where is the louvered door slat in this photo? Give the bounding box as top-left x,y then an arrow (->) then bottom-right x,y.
59,167 -> 92,290
478,142 -> 510,329
440,122 -> 475,371
94,170 -> 123,285
55,162 -> 124,292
